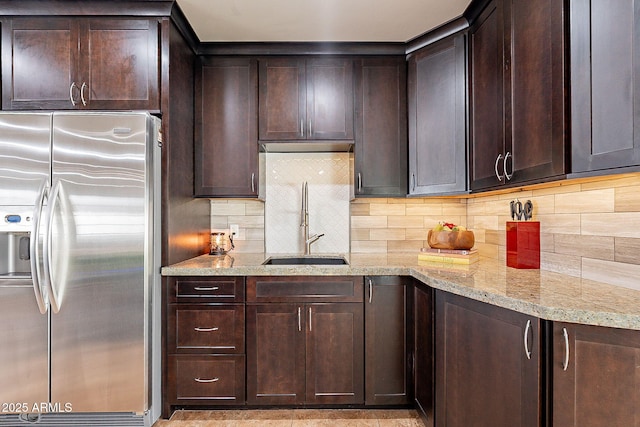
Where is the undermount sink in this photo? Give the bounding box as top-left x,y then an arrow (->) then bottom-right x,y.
262,256 -> 349,265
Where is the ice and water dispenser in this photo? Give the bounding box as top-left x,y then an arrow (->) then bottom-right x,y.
0,207 -> 33,279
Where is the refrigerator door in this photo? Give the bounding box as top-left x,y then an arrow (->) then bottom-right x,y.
0,113 -> 51,207
48,113 -> 151,413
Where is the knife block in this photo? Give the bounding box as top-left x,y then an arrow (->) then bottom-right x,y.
506,221 -> 540,269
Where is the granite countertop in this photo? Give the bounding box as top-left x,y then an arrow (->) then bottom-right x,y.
162,252 -> 640,331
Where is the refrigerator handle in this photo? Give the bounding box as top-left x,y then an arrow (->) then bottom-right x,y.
42,180 -> 68,314
30,179 -> 49,314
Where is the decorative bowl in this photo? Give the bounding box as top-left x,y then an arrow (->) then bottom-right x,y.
427,229 -> 475,250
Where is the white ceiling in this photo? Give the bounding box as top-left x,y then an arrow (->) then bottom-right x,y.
176,0 -> 471,43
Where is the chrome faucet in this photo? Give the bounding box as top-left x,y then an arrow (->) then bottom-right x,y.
300,181 -> 324,255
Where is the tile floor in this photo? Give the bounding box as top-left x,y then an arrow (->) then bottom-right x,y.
153,409 -> 426,427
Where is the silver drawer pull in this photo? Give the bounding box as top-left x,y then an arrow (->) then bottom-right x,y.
194,286 -> 219,291
194,327 -> 219,332
194,377 -> 219,383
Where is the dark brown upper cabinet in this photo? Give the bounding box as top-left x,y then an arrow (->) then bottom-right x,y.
354,57 -> 407,197
408,34 -> 467,196
571,0 -> 640,173
258,57 -> 354,141
1,17 -> 159,111
468,0 -> 566,191
195,57 -> 258,197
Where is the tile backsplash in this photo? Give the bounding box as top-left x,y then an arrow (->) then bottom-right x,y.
209,170 -> 640,290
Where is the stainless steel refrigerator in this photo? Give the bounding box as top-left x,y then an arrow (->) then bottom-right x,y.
0,112 -> 161,426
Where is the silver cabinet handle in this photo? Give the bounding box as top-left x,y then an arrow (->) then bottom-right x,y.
298,306 -> 301,332
523,319 -> 532,360
411,173 -> 416,192
504,151 -> 513,181
308,119 -> 312,136
308,306 -> 312,332
562,327 -> 570,371
301,119 -> 304,137
80,82 -> 88,106
251,173 -> 255,193
368,278 -> 373,304
194,377 -> 219,383
194,327 -> 219,332
69,82 -> 78,106
357,173 -> 362,193
495,154 -> 504,181
194,286 -> 219,291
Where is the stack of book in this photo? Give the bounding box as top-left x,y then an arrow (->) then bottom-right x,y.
418,248 -> 479,264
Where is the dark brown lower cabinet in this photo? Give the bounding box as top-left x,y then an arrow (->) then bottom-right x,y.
552,322 -> 640,427
246,302 -> 364,405
435,291 -> 541,427
413,281 -> 433,426
364,276 -> 411,405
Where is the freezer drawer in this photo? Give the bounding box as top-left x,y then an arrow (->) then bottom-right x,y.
0,284 -> 48,412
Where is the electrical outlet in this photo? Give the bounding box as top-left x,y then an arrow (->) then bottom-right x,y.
230,224 -> 242,240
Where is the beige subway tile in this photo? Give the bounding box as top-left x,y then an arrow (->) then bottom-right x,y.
482,199 -> 510,216
615,186 -> 640,212
467,201 -> 486,216
582,258 -> 640,291
245,201 -> 265,216
388,216 -> 425,228
485,229 -> 505,246
537,214 -> 581,234
581,173 -> 640,190
442,203 -> 467,216
405,228 -> 429,241
370,203 -> 406,216
405,204 -> 442,216
244,228 -> 265,241
470,215 -> 500,231
388,240 -> 424,253
532,183 -> 582,196
541,252 -> 581,277
210,202 -> 247,216
229,215 -> 264,228
582,212 -> 640,238
350,228 -> 370,241
555,189 -> 615,214
553,234 -> 614,260
472,228 -> 486,243
540,233 -> 554,252
210,216 -> 229,229
350,203 -> 370,216
615,237 -> 640,265
351,216 -> 387,229
370,228 -> 406,241
351,240 -> 387,253
528,195 -> 555,216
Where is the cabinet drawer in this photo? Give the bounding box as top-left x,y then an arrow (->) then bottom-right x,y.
169,277 -> 245,302
169,305 -> 245,353
247,276 -> 363,302
170,355 -> 245,404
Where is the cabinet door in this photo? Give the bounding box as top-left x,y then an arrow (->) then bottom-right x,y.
80,19 -> 159,110
508,0 -> 566,183
354,57 -> 407,197
408,35 -> 466,195
435,291 -> 541,427
364,276 -> 410,405
571,0 -> 640,172
306,58 -> 354,140
553,322 -> 640,427
246,303 -> 306,405
1,18 -> 80,110
414,283 -> 433,426
306,303 -> 364,405
469,0 -> 506,191
258,57 -> 306,140
195,57 -> 258,197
